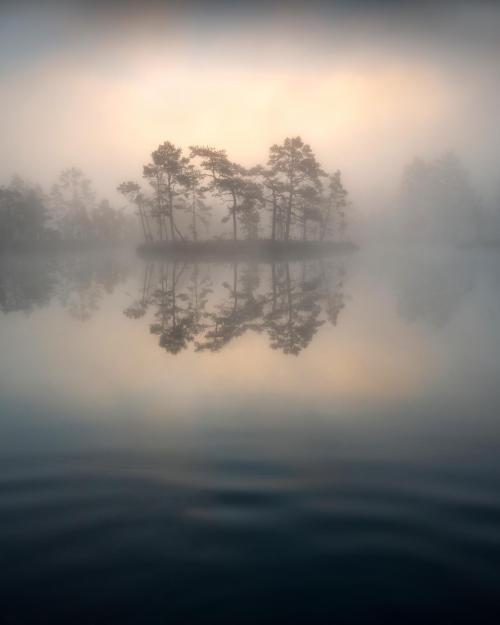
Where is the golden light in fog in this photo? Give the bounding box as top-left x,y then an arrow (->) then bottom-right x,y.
0,271 -> 435,420
0,46 -> 455,202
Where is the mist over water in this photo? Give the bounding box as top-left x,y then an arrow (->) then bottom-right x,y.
1,249 -> 500,624
2,1 -> 500,623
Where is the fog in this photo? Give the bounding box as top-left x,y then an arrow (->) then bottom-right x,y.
1,0 -> 499,242
3,6 -> 500,621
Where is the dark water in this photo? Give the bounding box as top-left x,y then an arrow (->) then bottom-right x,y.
1,248 -> 500,624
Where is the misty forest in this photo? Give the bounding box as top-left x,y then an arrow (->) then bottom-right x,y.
2,2 -> 500,625
0,137 -> 351,249
3,138 -> 499,252
118,137 -> 349,245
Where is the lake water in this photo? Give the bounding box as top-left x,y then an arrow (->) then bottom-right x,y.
1,247 -> 500,624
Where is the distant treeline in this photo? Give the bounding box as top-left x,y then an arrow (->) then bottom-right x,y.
0,169 -> 134,250
400,152 -> 484,243
118,137 -> 349,244
2,144 -> 492,252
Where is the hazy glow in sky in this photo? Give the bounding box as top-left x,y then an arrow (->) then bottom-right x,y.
1,1 -> 499,207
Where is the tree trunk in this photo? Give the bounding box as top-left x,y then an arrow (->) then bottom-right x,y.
161,209 -> 169,242
158,214 -> 163,242
168,198 -> 176,242
192,198 -> 197,242
271,262 -> 276,313
137,201 -> 148,243
271,191 -> 277,242
156,180 -> 165,242
285,190 -> 293,241
277,205 -> 283,240
231,193 -> 238,241
173,222 -> 185,241
233,263 -> 238,311
286,262 -> 293,352
144,210 -> 153,243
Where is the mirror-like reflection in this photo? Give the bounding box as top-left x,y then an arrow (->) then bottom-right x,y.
0,252 -> 131,319
1,249 -> 500,625
125,259 -> 346,355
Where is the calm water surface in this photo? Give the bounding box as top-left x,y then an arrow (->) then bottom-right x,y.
1,248 -> 500,624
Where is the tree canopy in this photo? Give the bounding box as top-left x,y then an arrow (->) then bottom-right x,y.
119,137 -> 349,245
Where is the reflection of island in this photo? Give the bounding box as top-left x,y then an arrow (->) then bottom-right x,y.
0,253 -> 130,320
394,254 -> 474,329
125,259 -> 346,355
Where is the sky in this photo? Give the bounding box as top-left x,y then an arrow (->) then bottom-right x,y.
1,0 -> 499,210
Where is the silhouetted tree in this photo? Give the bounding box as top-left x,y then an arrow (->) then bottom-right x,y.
124,138 -> 350,244
297,186 -> 323,241
117,181 -> 153,243
190,146 -> 262,241
144,142 -> 188,242
178,164 -> 212,241
267,137 -> 325,241
258,167 -> 285,241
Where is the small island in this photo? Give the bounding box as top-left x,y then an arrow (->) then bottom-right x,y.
118,137 -> 354,259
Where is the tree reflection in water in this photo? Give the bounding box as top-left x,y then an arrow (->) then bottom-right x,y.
150,263 -> 211,354
126,259 -> 346,355
0,253 -> 346,352
0,252 -> 131,320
